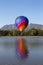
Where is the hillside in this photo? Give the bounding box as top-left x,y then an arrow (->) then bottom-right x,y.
0,23 -> 43,30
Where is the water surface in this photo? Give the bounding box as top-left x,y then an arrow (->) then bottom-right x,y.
0,37 -> 43,65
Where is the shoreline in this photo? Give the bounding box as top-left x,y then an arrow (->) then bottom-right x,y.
0,36 -> 43,38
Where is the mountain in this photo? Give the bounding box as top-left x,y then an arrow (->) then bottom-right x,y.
30,23 -> 43,30
0,23 -> 43,30
0,24 -> 17,30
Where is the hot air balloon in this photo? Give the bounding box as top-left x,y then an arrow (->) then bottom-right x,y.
15,16 -> 29,32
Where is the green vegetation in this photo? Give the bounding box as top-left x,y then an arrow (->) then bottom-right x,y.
0,28 -> 43,36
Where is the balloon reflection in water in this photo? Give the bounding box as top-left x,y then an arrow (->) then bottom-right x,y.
16,38 -> 28,58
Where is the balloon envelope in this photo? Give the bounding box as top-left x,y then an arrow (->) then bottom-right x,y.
15,16 -> 29,32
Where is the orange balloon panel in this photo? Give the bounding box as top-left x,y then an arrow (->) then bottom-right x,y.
18,25 -> 25,32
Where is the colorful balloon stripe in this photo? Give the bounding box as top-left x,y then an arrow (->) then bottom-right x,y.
18,20 -> 28,28
17,21 -> 28,32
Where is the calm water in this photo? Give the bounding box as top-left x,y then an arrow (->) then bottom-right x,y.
0,37 -> 43,65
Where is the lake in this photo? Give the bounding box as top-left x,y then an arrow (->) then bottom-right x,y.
0,37 -> 43,65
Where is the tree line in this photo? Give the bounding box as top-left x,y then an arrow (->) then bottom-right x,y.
0,28 -> 43,36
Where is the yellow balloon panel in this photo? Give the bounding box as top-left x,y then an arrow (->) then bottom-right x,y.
19,25 -> 25,32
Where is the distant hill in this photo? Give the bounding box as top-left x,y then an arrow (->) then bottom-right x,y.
0,23 -> 43,30
0,24 -> 17,30
30,23 -> 43,30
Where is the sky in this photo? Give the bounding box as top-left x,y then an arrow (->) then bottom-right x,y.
0,0 -> 43,28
